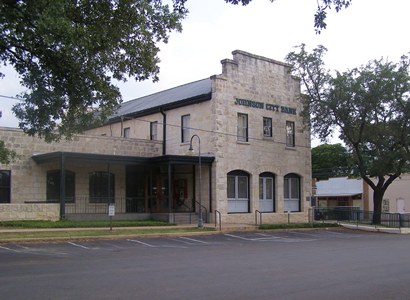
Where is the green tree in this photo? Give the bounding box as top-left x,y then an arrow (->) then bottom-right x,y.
225,0 -> 352,33
312,143 -> 353,180
1,0 -> 187,142
286,44 -> 410,222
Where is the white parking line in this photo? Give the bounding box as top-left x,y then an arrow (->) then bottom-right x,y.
127,239 -> 156,247
0,245 -> 18,252
179,237 -> 208,244
67,242 -> 91,250
224,233 -> 252,241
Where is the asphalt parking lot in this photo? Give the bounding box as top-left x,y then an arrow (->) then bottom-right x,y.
1,229 -> 410,299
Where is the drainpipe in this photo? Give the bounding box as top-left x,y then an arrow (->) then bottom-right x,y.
160,108 -> 166,155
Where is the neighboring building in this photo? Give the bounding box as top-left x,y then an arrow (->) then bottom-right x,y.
368,174 -> 410,213
315,177 -> 369,210
0,50 -> 312,224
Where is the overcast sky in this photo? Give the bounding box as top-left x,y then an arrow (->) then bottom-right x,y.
1,0 -> 409,145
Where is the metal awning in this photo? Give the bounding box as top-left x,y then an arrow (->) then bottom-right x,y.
31,151 -> 215,165
316,193 -> 362,198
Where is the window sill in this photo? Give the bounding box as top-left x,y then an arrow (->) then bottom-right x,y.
285,146 -> 296,150
236,141 -> 250,145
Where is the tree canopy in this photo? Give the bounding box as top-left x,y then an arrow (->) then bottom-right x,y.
286,44 -> 410,219
225,0 -> 352,33
312,143 -> 353,180
1,0 -> 187,142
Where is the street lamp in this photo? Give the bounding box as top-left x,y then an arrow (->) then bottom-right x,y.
189,134 -> 203,228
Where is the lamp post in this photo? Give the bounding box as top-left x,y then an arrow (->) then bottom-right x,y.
189,134 -> 203,228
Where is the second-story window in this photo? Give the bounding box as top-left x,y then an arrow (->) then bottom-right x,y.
150,121 -> 158,141
263,117 -> 272,137
123,127 -> 130,138
237,113 -> 248,142
286,121 -> 295,147
181,114 -> 190,143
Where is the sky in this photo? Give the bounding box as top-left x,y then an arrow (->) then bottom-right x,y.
1,0 -> 409,145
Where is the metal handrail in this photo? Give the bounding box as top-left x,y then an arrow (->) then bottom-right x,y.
215,210 -> 221,231
255,210 -> 262,225
195,199 -> 208,223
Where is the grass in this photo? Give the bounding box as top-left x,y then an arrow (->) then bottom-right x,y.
259,222 -> 339,230
0,219 -> 174,229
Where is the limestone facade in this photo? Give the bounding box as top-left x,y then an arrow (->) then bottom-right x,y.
0,50 -> 312,224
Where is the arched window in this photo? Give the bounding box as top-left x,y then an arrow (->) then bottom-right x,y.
259,172 -> 275,212
89,171 -> 115,203
227,170 -> 250,213
284,173 -> 300,212
47,170 -> 75,203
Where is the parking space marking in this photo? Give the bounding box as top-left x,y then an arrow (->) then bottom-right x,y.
179,237 -> 208,244
224,233 -> 253,241
127,239 -> 156,247
0,245 -> 19,252
67,242 -> 91,250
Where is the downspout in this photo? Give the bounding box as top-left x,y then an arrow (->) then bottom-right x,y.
160,108 -> 167,155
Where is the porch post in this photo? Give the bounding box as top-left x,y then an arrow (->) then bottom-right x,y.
59,152 -> 66,219
168,162 -> 172,213
209,164 -> 213,213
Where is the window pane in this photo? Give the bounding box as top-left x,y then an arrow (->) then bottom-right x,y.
0,170 -> 10,203
123,127 -> 130,138
89,172 -> 115,203
263,117 -> 272,137
259,178 -> 263,199
284,178 -> 289,198
238,176 -> 248,198
286,121 -> 295,147
266,178 -> 273,199
181,115 -> 190,143
290,177 -> 300,199
237,114 -> 248,142
227,176 -> 235,198
150,122 -> 158,140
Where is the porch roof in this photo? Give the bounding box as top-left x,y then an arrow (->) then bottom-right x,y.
31,151 -> 215,165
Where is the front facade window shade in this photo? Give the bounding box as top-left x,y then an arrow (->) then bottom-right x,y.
237,113 -> 248,142
150,121 -> 158,141
181,114 -> 190,143
123,127 -> 130,138
286,121 -> 295,147
47,170 -> 75,203
89,171 -> 115,203
263,117 -> 272,137
227,170 -> 250,213
259,172 -> 275,212
0,170 -> 11,203
284,173 -> 301,212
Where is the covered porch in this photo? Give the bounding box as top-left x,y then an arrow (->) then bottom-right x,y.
31,151 -> 214,223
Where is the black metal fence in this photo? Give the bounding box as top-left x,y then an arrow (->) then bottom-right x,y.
314,207 -> 410,228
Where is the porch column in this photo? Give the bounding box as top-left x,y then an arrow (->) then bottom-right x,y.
168,162 -> 172,213
59,152 -> 66,219
209,164 -> 213,212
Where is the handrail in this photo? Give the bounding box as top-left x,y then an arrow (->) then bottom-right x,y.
194,199 -> 208,223
255,210 -> 263,225
215,210 -> 222,231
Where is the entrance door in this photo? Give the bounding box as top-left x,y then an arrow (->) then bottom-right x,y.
150,174 -> 169,212
259,175 -> 274,212
397,198 -> 405,213
126,167 -> 147,213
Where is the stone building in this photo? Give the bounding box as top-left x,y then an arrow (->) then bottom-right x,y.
0,50 -> 312,224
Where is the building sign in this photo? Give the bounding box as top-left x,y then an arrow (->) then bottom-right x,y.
234,98 -> 296,115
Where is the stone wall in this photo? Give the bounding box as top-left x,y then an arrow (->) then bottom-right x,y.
0,203 -> 60,221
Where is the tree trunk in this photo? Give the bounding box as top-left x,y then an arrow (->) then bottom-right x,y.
372,188 -> 384,224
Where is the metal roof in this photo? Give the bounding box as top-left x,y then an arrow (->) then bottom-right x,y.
31,151 -> 215,165
316,177 -> 363,197
110,78 -> 212,122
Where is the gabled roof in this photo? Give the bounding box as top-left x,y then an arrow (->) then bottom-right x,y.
316,177 -> 363,197
109,78 -> 212,123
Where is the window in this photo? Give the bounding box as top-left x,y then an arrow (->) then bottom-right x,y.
237,113 -> 248,142
284,173 -> 300,212
286,121 -> 295,147
263,117 -> 272,137
227,170 -> 250,213
47,170 -> 75,203
150,121 -> 158,140
0,170 -> 11,203
89,171 -> 115,203
181,115 -> 190,143
123,127 -> 130,138
259,172 -> 275,212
